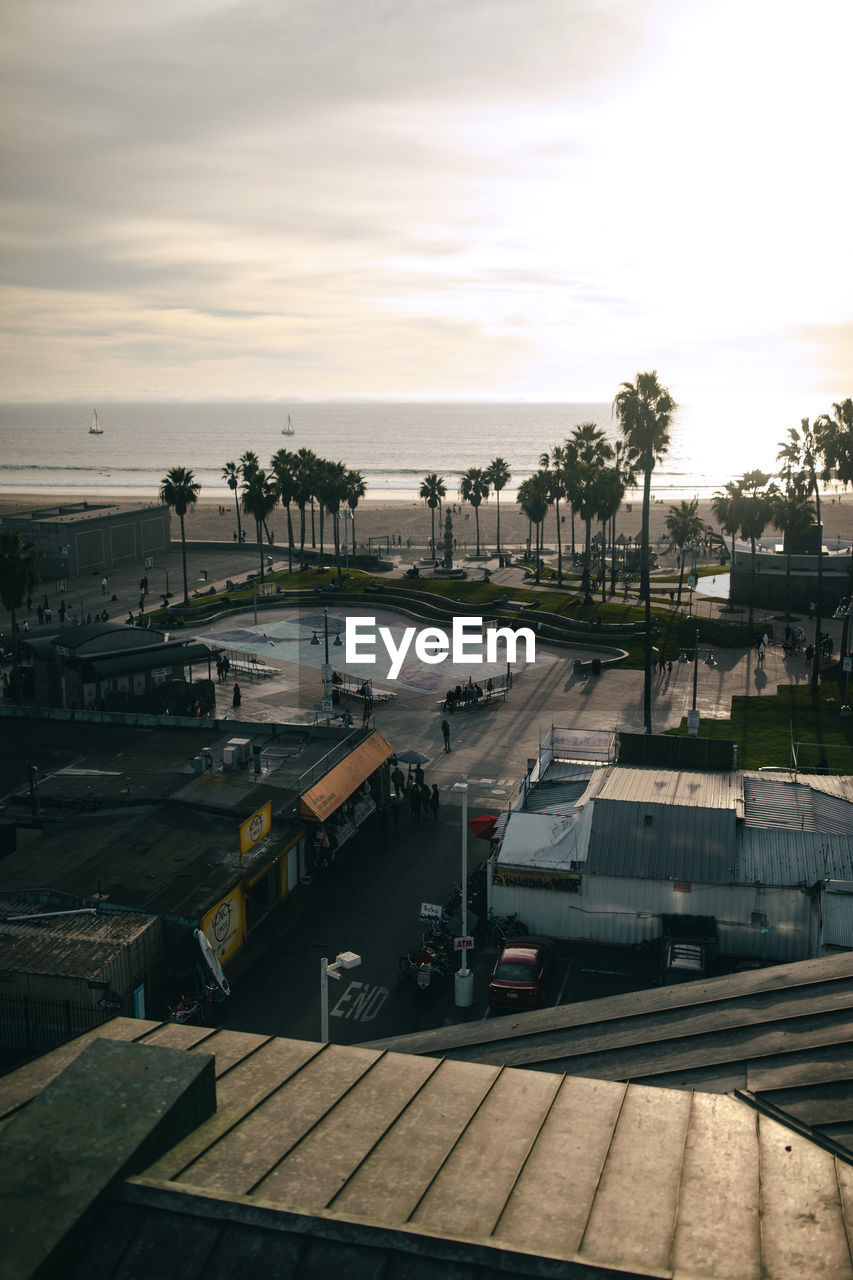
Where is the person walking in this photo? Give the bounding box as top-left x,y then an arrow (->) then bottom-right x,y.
232,681 -> 241,708
414,763 -> 425,789
101,576 -> 108,596
409,785 -> 422,821
391,765 -> 405,798
441,719 -> 451,752
429,785 -> 440,819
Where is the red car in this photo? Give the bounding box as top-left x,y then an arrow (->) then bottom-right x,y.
488,936 -> 554,1011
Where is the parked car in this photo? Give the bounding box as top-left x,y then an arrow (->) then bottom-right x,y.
488,936 -> 554,1011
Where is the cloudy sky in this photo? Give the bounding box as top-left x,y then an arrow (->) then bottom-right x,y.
1,0 -> 851,430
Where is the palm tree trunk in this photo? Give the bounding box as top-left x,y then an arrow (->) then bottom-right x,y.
180,514 -> 189,603
286,505 -> 294,573
257,520 -> 264,581
334,517 -> 342,583
474,506 -> 481,557
641,466 -> 653,735
319,507 -> 325,557
231,484 -> 242,542
495,490 -> 502,559
609,515 -> 615,594
310,499 -> 316,548
601,520 -> 607,603
570,505 -> 576,558
299,506 -> 306,563
812,483 -> 823,694
584,516 -> 592,597
555,496 -> 562,586
350,510 -> 357,556
749,535 -> 756,630
535,521 -> 541,584
430,504 -> 436,558
676,553 -> 684,606
785,551 -> 791,618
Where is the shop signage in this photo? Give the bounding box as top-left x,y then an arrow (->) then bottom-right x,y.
454,935 -> 474,950
420,901 -> 444,920
239,800 -> 272,856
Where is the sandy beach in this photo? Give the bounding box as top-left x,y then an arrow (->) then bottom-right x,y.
1,490 -> 852,553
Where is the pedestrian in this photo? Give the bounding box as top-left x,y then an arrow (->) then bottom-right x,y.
441,719 -> 451,752
429,785 -> 440,819
216,656 -> 223,681
37,605 -> 44,626
101,576 -> 107,596
232,681 -> 241,708
139,594 -> 145,612
414,763 -> 425,788
391,765 -> 405,798
25,595 -> 32,613
222,654 -> 230,678
362,701 -> 371,728
667,659 -> 673,675
409,786 -> 422,821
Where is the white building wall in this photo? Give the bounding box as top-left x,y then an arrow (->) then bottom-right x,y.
489,866 -> 817,961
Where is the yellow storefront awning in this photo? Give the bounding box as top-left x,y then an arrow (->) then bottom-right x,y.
299,731 -> 394,823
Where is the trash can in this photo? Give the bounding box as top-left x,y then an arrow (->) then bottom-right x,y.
591,658 -> 602,676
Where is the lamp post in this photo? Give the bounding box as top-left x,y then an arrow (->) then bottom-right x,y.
320,951 -> 361,1042
454,775 -> 474,1007
838,600 -> 852,716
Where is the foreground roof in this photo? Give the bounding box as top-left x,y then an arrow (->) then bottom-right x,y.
3,1019 -> 853,1278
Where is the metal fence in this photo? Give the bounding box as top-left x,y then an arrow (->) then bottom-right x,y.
0,991 -> 134,1070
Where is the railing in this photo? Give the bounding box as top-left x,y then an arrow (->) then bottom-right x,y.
0,991 -> 135,1068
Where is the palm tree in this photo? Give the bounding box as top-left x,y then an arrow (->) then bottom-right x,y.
816,398 -> 853,594
664,498 -> 704,606
321,461 -> 349,582
485,457 -> 511,563
270,448 -> 298,573
313,459 -> 334,557
241,468 -> 280,582
711,481 -> 742,579
596,463 -> 627,600
159,466 -> 201,603
779,421 -> 826,691
294,448 -> 318,562
419,473 -> 447,559
737,470 -> 776,632
0,529 -> 40,681
610,440 -> 635,593
539,447 -> 567,586
613,371 -> 676,735
222,461 -> 243,543
345,470 -> 367,556
240,450 -> 260,480
567,423 -> 613,599
459,468 -> 490,557
517,472 -> 550,584
771,484 -> 816,618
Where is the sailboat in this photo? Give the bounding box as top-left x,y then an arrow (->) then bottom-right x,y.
281,413 -> 295,436
89,409 -> 103,435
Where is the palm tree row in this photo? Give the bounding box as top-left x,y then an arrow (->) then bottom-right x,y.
160,450 -> 368,600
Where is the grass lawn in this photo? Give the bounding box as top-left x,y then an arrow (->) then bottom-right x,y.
667,676 -> 853,771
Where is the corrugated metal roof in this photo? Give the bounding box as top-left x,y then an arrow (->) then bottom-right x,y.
0,904 -> 159,977
823,885 -> 853,948
737,828 -> 853,886
585,798 -> 737,882
595,765 -> 743,811
525,781 -> 590,812
745,771 -> 853,804
743,775 -> 853,833
7,1020 -> 853,1280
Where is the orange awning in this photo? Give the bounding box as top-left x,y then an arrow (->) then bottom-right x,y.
299,731 -> 394,823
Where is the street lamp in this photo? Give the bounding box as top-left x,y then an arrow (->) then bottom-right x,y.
320,951 -> 361,1042
454,775 -> 474,1007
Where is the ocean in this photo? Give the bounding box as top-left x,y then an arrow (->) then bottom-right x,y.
0,400 -> 744,502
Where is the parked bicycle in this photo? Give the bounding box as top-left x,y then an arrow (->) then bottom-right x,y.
397,947 -> 451,1000
168,983 -> 217,1025
483,910 -> 529,946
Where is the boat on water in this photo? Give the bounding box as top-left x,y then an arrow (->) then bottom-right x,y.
281,413 -> 295,436
89,409 -> 103,435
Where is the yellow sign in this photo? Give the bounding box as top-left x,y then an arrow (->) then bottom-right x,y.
240,800 -> 272,856
201,889 -> 244,965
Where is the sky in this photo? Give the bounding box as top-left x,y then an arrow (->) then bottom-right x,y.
1,0 -> 851,445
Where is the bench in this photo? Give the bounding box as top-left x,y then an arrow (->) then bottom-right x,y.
333,675 -> 395,702
436,688 -> 507,712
